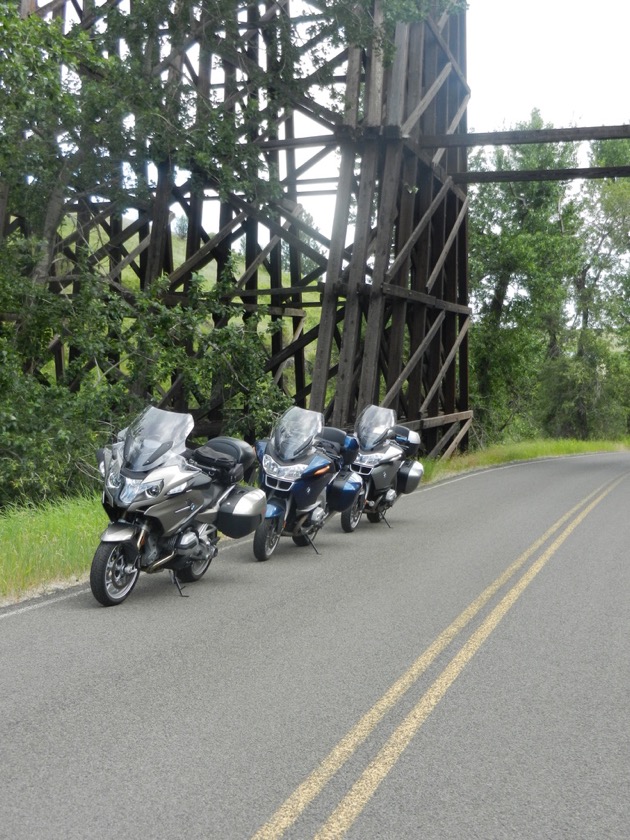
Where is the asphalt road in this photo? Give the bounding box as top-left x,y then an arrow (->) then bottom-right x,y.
1,453 -> 629,840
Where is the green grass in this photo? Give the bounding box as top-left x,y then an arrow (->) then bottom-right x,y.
0,495 -> 106,605
1,437 -> 628,605
422,437 -> 630,483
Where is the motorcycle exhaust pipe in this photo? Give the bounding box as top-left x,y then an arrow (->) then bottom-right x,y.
144,551 -> 176,574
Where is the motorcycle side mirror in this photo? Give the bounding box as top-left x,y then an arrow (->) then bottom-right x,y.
255,439 -> 269,461
342,435 -> 359,465
96,447 -> 111,477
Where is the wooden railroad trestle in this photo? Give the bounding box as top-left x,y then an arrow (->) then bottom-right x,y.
9,3 -> 630,453
5,1 -> 472,456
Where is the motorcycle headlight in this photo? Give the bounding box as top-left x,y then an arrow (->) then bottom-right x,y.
106,467 -> 122,490
356,453 -> 382,467
118,477 -> 143,505
141,479 -> 164,498
116,476 -> 164,505
262,453 -> 308,480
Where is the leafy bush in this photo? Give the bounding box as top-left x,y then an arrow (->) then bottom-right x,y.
537,336 -> 630,440
0,247 -> 291,508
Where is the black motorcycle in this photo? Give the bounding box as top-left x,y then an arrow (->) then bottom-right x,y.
91,406 -> 266,606
340,404 -> 424,532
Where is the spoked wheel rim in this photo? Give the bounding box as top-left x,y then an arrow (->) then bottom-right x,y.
189,557 -> 212,576
104,544 -> 139,601
349,496 -> 363,528
253,518 -> 282,561
264,522 -> 281,554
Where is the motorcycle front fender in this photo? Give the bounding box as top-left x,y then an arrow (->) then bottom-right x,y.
265,499 -> 286,520
100,522 -> 137,542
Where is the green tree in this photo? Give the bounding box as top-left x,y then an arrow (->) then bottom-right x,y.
468,110 -> 581,442
536,138 -> 630,439
469,115 -> 630,443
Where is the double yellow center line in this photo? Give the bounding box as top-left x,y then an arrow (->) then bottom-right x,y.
252,475 -> 625,840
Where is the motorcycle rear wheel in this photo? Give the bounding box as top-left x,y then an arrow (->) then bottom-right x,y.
366,511 -> 384,523
253,518 -> 281,561
90,541 -> 139,606
176,556 -> 212,583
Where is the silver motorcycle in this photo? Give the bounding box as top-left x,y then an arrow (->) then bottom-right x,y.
341,404 -> 424,532
90,406 -> 266,606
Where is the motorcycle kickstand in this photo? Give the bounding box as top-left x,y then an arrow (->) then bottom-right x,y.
305,534 -> 321,555
169,570 -> 189,597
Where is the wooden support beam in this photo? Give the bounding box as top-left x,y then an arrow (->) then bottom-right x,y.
382,311 -> 446,408
402,63 -> 453,137
420,317 -> 470,414
456,166 -> 630,184
426,196 -> 469,293
417,124 -> 630,147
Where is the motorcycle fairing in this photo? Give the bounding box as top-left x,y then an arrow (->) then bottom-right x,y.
100,522 -> 137,542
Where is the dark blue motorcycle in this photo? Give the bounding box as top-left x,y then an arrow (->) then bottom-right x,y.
252,406 -> 361,561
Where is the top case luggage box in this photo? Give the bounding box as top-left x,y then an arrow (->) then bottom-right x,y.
190,444 -> 244,484
393,425 -> 421,458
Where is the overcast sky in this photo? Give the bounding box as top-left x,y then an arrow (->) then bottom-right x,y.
466,0 -> 630,132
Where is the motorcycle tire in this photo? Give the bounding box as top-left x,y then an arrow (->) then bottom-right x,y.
341,495 -> 363,532
176,556 -> 212,583
253,518 -> 281,561
291,534 -> 311,547
90,541 -> 140,607
366,511 -> 383,523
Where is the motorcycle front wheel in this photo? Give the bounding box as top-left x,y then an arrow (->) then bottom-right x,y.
253,518 -> 281,561
90,541 -> 140,606
176,556 -> 212,583
341,494 -> 363,533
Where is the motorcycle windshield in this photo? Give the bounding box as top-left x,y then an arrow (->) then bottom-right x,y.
121,406 -> 194,471
355,405 -> 397,450
272,406 -> 324,460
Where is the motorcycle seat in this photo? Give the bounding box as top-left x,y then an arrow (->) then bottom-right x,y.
204,436 -> 256,470
189,443 -> 245,484
319,426 -> 346,456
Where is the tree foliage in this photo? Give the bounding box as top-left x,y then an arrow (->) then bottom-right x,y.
0,254 -> 291,506
468,111 -> 630,444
